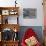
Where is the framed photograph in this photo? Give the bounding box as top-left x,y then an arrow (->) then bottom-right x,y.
2,10 -> 9,15
23,8 -> 37,19
9,10 -> 17,15
10,11 -> 17,15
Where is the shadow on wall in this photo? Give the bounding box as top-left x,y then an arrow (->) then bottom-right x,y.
18,26 -> 43,44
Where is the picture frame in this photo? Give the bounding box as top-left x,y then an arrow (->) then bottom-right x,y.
9,10 -> 18,15
2,10 -> 9,15
23,8 -> 37,19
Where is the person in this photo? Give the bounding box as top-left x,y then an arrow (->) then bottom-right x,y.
21,28 -> 41,46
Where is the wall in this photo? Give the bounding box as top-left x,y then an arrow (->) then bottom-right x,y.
17,0 -> 43,26
0,0 -> 15,7
0,0 -> 43,26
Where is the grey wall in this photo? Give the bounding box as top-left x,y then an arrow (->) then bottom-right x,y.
18,26 -> 43,44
